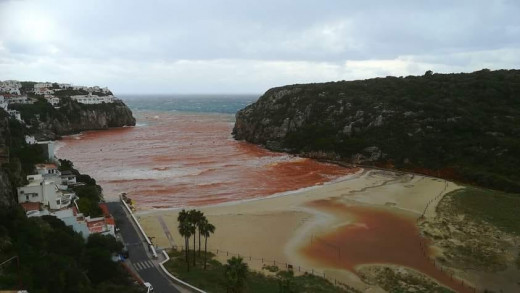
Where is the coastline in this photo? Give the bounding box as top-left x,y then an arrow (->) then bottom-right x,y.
138,168 -> 462,291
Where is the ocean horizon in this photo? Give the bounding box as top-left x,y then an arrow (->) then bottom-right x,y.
120,94 -> 259,114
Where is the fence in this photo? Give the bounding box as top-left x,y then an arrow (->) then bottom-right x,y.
417,179 -> 449,221
167,243 -> 361,293
167,228 -> 500,293
119,194 -> 157,258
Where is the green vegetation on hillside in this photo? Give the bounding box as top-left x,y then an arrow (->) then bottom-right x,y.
0,115 -> 139,292
235,69 -> 520,193
59,159 -> 103,217
448,187 -> 520,235
165,249 -> 356,293
0,208 -> 142,293
423,187 -> 520,273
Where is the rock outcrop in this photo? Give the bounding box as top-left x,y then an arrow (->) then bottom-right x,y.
233,69 -> 520,192
13,98 -> 136,140
0,110 -> 16,208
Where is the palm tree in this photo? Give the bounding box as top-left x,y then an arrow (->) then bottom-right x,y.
200,219 -> 215,270
194,211 -> 206,257
188,209 -> 202,266
177,209 -> 189,227
178,218 -> 192,271
224,256 -> 248,293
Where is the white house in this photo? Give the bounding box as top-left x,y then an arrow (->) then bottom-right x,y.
58,83 -> 71,89
7,110 -> 22,122
0,95 -> 7,110
45,96 -> 60,106
34,83 -> 53,90
35,163 -> 61,176
0,81 -> 21,95
25,135 -> 37,144
60,170 -> 77,186
71,93 -> 114,104
17,174 -> 71,210
5,95 -> 28,104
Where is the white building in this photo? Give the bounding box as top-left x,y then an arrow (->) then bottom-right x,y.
60,170 -> 77,186
25,135 -> 37,144
5,95 -> 28,104
45,96 -> 60,106
71,94 -> 114,104
0,95 -> 7,110
35,163 -> 61,176
7,110 -> 22,122
58,83 -> 71,89
17,174 -> 72,210
0,80 -> 22,95
34,83 -> 53,90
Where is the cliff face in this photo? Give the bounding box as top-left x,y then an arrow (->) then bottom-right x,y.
13,98 -> 136,140
0,110 -> 16,208
233,69 -> 520,192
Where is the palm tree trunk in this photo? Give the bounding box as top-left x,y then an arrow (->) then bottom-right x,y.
193,231 -> 196,266
185,236 -> 190,272
204,236 -> 208,270
198,229 -> 201,257
185,236 -> 189,262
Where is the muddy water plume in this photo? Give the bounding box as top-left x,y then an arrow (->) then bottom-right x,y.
301,200 -> 473,293
56,111 -> 356,209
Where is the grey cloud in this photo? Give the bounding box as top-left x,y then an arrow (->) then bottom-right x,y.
0,0 -> 519,93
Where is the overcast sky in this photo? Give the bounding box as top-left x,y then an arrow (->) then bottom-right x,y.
1,0 -> 519,94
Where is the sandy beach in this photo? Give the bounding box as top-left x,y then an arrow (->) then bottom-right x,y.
137,168 -> 462,291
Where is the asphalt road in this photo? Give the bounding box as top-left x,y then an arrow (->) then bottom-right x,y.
107,202 -> 181,293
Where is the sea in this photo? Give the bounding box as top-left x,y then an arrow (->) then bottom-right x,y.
56,94 -> 354,210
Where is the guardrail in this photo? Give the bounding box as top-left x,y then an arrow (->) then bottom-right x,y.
119,195 -> 158,258
159,250 -> 206,293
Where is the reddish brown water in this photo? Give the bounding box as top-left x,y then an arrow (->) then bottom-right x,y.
56,111 -> 356,209
57,110 -> 476,291
301,200 -> 473,293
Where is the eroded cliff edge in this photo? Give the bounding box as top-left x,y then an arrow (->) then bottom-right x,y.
11,98 -> 136,140
233,69 -> 520,192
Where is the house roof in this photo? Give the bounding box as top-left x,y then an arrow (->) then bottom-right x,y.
20,202 -> 40,212
105,217 -> 115,226
98,203 -> 110,217
87,218 -> 106,233
35,163 -> 58,169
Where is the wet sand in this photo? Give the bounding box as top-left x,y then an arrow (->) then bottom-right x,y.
138,169 -> 469,292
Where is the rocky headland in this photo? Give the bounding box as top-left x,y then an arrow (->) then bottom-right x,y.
10,97 -> 135,140
233,69 -> 520,291
233,69 -> 520,193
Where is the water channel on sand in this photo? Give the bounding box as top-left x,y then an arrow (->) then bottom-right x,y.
301,200 -> 473,293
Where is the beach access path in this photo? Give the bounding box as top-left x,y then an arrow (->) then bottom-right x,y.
107,201 -> 186,293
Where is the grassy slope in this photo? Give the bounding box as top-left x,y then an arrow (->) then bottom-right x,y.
165,249 -> 356,293
448,187 -> 520,235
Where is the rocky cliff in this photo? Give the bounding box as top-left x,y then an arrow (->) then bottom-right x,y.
11,98 -> 136,140
233,69 -> 520,192
0,110 -> 16,208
